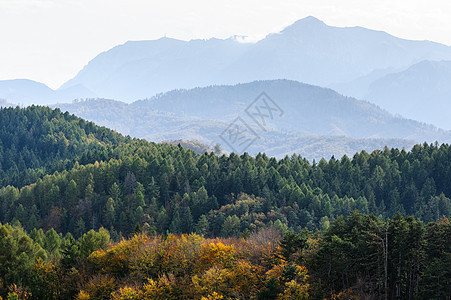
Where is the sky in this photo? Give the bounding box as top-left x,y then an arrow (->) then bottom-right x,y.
1,0 -> 451,89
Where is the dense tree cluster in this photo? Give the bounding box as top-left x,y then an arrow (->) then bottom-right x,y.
0,106 -> 450,299
0,213 -> 449,299
0,136 -> 450,237
0,223 -> 110,299
0,106 -> 129,187
307,212 -> 451,299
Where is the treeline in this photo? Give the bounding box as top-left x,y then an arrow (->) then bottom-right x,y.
0,212 -> 449,299
161,139 -> 221,155
0,139 -> 450,238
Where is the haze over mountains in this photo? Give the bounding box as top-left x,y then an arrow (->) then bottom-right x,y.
57,17 -> 451,108
55,79 -> 451,160
1,16 -> 451,159
0,79 -> 96,106
364,60 -> 451,129
132,80 -> 446,141
1,16 -> 450,129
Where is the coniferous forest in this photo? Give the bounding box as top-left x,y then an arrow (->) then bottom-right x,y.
0,106 -> 450,299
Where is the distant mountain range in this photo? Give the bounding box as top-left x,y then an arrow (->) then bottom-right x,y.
1,15 -> 451,158
59,17 -> 451,104
54,80 -> 450,160
1,16 -> 451,128
364,60 -> 451,129
0,79 -> 95,106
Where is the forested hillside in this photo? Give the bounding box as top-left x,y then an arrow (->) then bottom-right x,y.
0,106 -> 450,299
0,106 -> 129,187
0,213 -> 449,299
0,107 -> 450,237
2,137 -> 451,238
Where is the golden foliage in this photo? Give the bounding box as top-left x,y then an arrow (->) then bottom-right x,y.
139,275 -> 178,300
76,291 -> 91,300
90,234 -> 154,276
195,241 -> 235,272
77,274 -> 116,300
7,285 -> 32,300
329,288 -> 359,300
110,287 -> 138,300
80,232 -> 311,299
277,279 -> 309,300
265,262 -> 310,299
200,292 -> 224,300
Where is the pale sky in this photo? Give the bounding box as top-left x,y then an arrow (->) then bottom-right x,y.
1,0 -> 451,89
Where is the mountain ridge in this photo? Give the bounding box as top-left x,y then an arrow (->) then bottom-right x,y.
0,78 -> 96,106
1,16 -> 451,129
57,16 -> 451,102
54,79 -> 445,160
364,60 -> 451,129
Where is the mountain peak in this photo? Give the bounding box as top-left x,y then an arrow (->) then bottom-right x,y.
298,16 -> 325,24
281,16 -> 327,34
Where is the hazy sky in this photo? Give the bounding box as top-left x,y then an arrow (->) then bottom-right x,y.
1,0 -> 451,89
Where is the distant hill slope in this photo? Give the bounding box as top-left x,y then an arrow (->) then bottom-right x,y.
55,80 -> 448,159
0,79 -> 96,106
364,60 -> 451,129
133,80 -> 449,142
59,16 -> 451,102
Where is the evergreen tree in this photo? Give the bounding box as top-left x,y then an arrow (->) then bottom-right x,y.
195,214 -> 210,235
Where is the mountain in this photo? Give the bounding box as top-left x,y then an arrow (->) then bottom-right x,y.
133,80 -> 447,140
3,17 -> 451,126
59,16 -> 451,102
60,37 -> 251,101
329,66 -> 406,100
0,79 -> 96,106
220,17 -> 451,88
55,80 -> 451,160
0,79 -> 55,105
363,60 -> 451,129
4,17 -> 451,127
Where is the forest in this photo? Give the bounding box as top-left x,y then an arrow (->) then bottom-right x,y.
1,213 -> 449,299
0,106 -> 450,299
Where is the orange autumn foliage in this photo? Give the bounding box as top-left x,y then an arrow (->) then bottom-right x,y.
78,233 -> 311,299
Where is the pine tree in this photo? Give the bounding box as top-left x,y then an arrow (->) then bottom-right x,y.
104,197 -> 116,230
169,205 -> 182,234
181,207 -> 194,233
195,215 -> 210,235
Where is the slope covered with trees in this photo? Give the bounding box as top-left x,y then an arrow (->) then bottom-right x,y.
0,106 -> 129,187
0,213 -> 449,299
0,108 -> 449,238
0,106 -> 450,299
